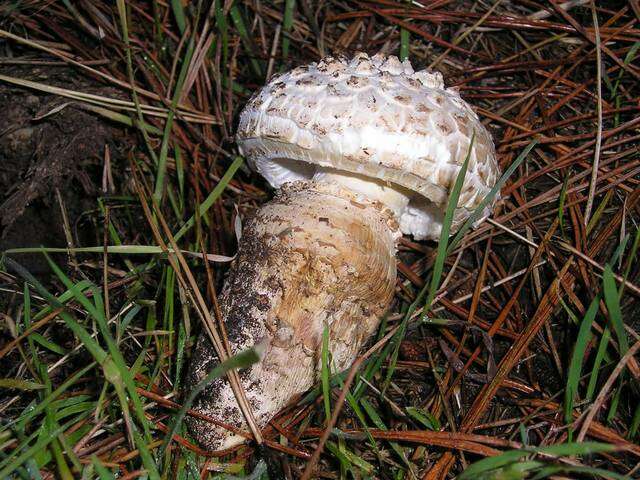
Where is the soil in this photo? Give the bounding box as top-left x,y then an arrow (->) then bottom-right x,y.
0,64 -> 133,274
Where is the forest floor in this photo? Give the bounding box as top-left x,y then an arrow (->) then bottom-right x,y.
1,1 -> 639,479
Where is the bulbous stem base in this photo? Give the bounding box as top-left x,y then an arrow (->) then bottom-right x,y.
187,181 -> 399,450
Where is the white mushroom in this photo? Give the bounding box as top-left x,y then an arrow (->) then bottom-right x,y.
187,52 -> 500,450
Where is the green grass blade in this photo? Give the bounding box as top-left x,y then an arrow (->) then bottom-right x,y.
42,255 -> 153,442
229,5 -> 263,77
43,375 -> 74,480
153,36 -> 195,204
215,0 -> 229,69
606,383 -> 622,423
586,189 -> 612,236
459,442 -> 617,480
457,449 -> 529,479
382,134 -> 476,394
406,406 -> 439,430
611,41 -> 640,97
620,225 -> 640,299
558,170 -> 570,237
400,28 -> 409,61
424,133 -> 474,310
133,429 -> 160,480
586,327 -> 611,401
0,379 -> 44,390
170,0 -> 187,34
564,293 -> 600,427
603,265 -> 628,357
360,398 -> 409,470
76,103 -> 163,134
449,138 -> 538,254
8,363 -> 95,433
534,441 -> 617,456
30,333 -> 66,355
332,371 -> 382,460
175,145 -> 185,214
173,156 -> 244,242
5,258 -> 108,366
630,402 -> 640,438
281,0 -> 296,60
326,440 -> 375,476
91,455 -> 116,480
0,411 -> 93,478
536,465 -> 628,480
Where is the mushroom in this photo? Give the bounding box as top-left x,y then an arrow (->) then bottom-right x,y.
187,52 -> 500,450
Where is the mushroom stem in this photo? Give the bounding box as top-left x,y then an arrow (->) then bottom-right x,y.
187,181 -> 400,450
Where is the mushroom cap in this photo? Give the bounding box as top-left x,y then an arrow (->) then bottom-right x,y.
237,52 -> 500,240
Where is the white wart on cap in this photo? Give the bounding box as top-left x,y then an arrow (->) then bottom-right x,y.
237,52 -> 500,240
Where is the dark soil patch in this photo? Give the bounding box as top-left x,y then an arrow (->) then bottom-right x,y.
0,64 -> 133,274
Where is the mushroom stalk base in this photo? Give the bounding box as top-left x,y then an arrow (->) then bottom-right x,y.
187,181 -> 399,450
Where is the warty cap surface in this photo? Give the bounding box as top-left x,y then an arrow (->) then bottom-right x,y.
237,52 -> 500,240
